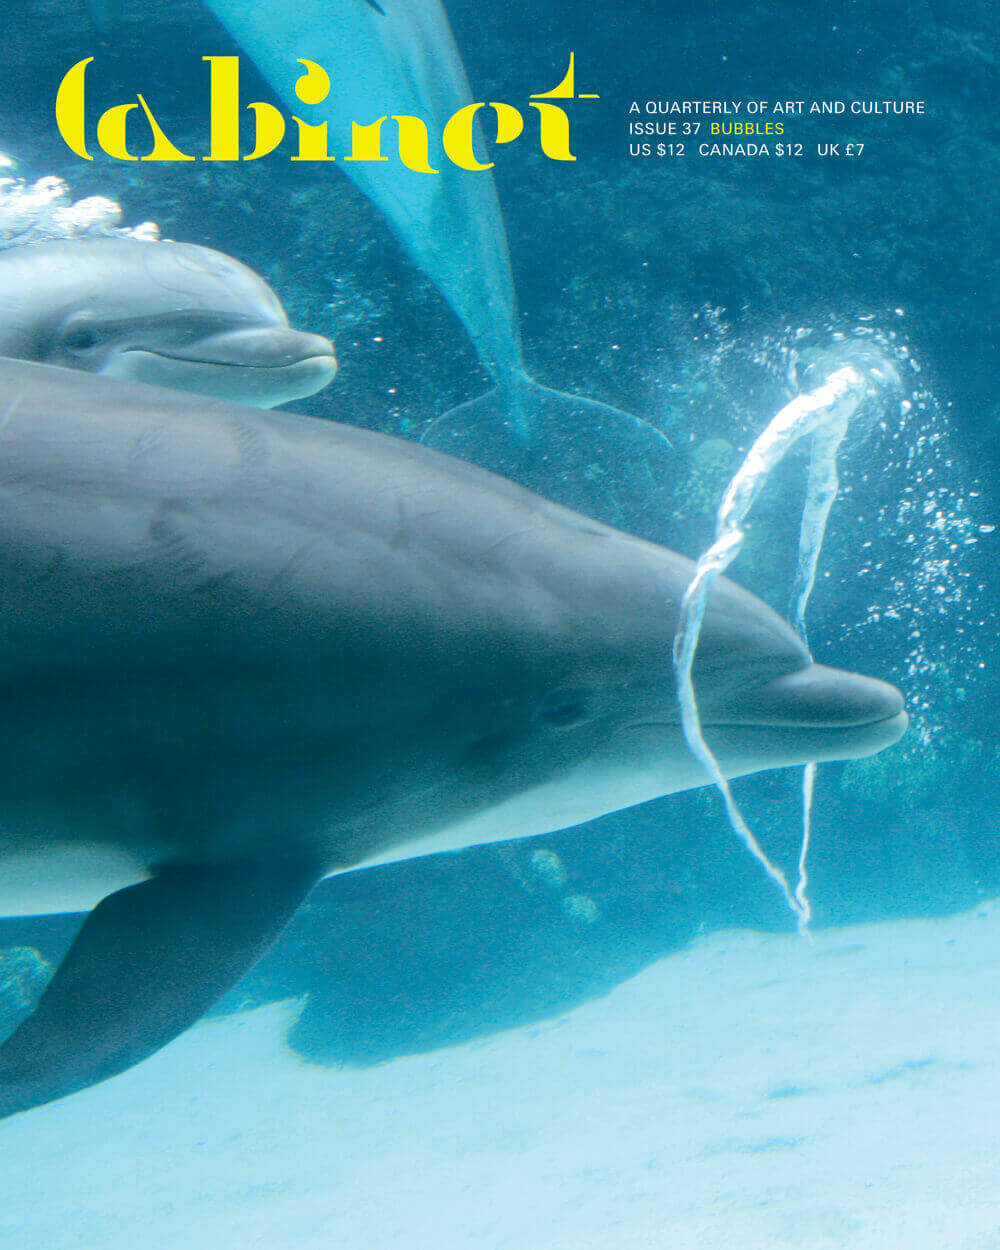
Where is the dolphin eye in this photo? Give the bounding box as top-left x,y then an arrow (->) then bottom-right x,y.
62,324 -> 104,353
540,688 -> 592,728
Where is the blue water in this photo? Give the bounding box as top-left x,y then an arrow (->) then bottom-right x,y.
0,0 -> 998,1244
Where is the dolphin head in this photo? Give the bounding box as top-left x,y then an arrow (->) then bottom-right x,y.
542,535 -> 904,814
417,507 -> 907,850
0,238 -> 337,407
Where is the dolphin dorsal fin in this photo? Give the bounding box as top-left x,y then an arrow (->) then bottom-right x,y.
0,858 -> 318,1118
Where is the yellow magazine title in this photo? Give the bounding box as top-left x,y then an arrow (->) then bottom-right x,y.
54,54 -> 596,171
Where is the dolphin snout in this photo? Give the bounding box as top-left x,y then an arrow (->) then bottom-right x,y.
717,662 -> 905,728
109,325 -> 338,406
176,327 -> 337,370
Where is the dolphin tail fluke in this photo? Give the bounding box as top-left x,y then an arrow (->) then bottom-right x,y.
420,377 -> 675,530
0,857 -> 318,1118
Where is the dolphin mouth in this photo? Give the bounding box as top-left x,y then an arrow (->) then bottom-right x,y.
631,664 -> 906,732
107,339 -> 338,408
703,663 -> 906,730
122,326 -> 337,372
627,662 -> 908,760
131,352 -> 339,382
127,346 -> 337,372
700,706 -> 910,766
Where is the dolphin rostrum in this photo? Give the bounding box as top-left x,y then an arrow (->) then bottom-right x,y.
0,237 -> 337,407
0,358 -> 906,1116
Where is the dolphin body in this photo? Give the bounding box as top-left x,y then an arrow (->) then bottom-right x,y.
0,358 -> 906,1116
0,237 -> 337,408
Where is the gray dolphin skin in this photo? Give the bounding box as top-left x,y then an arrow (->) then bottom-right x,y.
0,237 -> 337,407
0,358 -> 906,1116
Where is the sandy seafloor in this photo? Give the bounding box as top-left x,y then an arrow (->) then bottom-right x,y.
4,899 -> 1000,1250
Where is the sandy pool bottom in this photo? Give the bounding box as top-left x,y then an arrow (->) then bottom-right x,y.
3,900 -> 1000,1250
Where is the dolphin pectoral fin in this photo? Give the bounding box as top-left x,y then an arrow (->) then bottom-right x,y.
0,857 -> 318,1119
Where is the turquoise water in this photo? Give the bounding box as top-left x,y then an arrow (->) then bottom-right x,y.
0,0 -> 997,1244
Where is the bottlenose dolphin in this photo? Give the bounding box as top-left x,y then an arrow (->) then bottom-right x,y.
197,0 -> 672,510
0,237 -> 337,407
0,358 -> 906,1116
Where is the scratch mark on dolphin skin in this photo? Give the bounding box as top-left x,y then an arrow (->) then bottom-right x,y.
388,490 -> 453,550
259,538 -> 325,601
146,499 -> 209,577
479,526 -> 544,561
228,419 -> 270,472
0,393 -> 24,440
128,424 -> 169,470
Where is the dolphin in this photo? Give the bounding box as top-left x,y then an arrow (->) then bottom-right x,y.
0,358 -> 906,1116
0,237 -> 337,408
197,0 -> 673,512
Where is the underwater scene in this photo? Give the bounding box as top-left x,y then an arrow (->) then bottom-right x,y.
0,0 -> 998,1245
